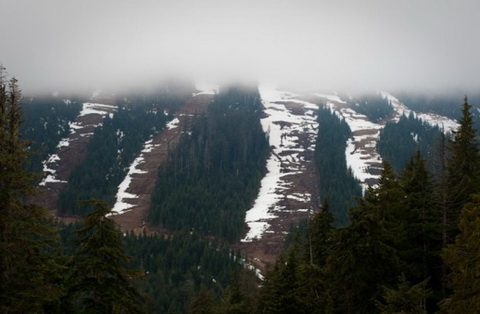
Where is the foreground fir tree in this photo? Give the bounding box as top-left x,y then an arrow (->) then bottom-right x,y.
67,200 -> 144,313
446,96 -> 480,240
257,249 -> 304,314
307,201 -> 334,267
376,275 -> 430,314
441,194 -> 480,313
0,70 -> 64,313
400,151 -> 443,310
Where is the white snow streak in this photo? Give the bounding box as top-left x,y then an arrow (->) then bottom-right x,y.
381,91 -> 459,133
166,117 -> 180,130
194,82 -> 219,95
39,154 -> 67,186
317,91 -> 459,192
242,86 -> 318,242
322,95 -> 383,191
39,102 -> 117,187
110,139 -> 160,215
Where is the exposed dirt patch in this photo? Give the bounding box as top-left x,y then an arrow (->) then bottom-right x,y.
35,106 -> 116,221
233,101 -> 320,273
110,94 -> 213,234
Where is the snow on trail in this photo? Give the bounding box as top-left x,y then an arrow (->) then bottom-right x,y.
166,117 -> 180,130
316,91 -> 459,191
319,93 -> 383,191
242,86 -> 318,242
111,114 -> 181,215
40,103 -> 117,186
194,82 -> 219,96
381,91 -> 459,133
110,139 -> 160,215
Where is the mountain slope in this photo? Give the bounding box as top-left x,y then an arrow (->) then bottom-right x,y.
110,93 -> 213,234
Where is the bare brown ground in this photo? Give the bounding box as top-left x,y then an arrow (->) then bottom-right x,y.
39,94 -> 319,275
233,101 -> 320,273
110,94 -> 213,235
35,105 -> 117,223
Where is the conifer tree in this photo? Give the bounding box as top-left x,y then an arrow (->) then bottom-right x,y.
400,151 -> 442,310
217,271 -> 252,314
441,194 -> 480,313
67,200 -> 144,313
324,162 -> 402,312
446,96 -> 480,241
307,201 -> 334,267
376,275 -> 429,314
0,70 -> 64,313
257,248 -> 305,314
189,286 -> 215,314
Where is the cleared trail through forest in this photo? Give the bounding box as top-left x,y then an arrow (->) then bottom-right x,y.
111,93 -> 213,234
235,88 -> 321,273
36,102 -> 117,216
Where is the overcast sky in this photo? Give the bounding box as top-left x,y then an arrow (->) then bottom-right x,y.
1,0 -> 479,94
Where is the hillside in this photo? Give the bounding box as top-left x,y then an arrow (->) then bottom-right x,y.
26,86 -> 465,274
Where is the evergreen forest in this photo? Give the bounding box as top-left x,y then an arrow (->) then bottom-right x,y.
348,93 -> 393,123
58,88 -> 191,215
148,85 -> 269,242
3,66 -> 480,313
21,95 -> 82,173
314,107 -> 362,225
378,113 -> 444,173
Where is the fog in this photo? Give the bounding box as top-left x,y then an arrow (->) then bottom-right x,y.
1,0 -> 480,95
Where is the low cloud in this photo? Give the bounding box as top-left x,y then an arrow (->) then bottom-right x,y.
1,0 -> 479,94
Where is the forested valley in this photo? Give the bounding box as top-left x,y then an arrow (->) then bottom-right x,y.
3,65 -> 480,313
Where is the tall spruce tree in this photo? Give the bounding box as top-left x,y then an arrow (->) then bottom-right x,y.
400,151 -> 442,311
67,200 -> 144,313
441,194 -> 480,313
0,70 -> 63,312
446,96 -> 480,241
307,200 -> 334,267
324,162 -> 403,312
257,249 -> 304,314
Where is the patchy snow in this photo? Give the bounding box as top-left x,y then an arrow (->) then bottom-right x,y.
411,132 -> 419,143
39,103 -> 117,187
78,103 -> 117,117
242,86 -> 318,242
110,139 -> 160,215
57,138 -> 70,148
381,91 -> 458,133
166,117 -> 180,130
416,112 -> 458,134
39,154 -> 67,186
194,82 -> 219,95
320,93 -> 383,191
316,91 -> 459,192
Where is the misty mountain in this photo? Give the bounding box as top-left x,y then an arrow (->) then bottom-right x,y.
19,83 -> 474,312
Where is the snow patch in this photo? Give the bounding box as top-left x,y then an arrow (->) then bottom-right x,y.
79,103 -> 117,117
110,139 -> 160,215
242,86 -> 318,242
166,118 -> 180,130
194,82 -> 219,95
39,103 -> 117,187
381,91 -> 458,133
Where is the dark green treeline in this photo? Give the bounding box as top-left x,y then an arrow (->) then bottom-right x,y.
21,96 -> 82,173
252,97 -> 480,313
58,87 -> 192,216
314,107 -> 362,226
149,85 -> 269,242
